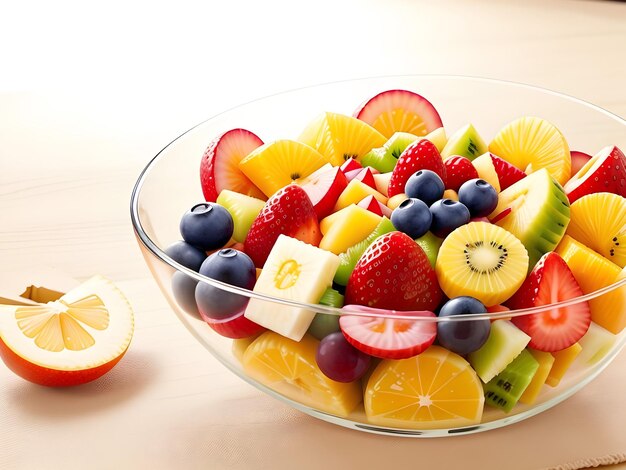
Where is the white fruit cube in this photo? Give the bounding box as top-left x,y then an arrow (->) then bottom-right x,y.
245,235 -> 340,341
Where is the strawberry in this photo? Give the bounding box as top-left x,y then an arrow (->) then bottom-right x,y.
387,140 -> 446,197
345,231 -> 442,311
570,150 -> 592,178
339,308 -> 437,359
507,252 -> 591,352
443,156 -> 479,191
489,154 -> 526,190
244,184 -> 322,267
564,145 -> 626,203
200,128 -> 265,202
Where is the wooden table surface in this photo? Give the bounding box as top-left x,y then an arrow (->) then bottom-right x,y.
1,1 -> 626,469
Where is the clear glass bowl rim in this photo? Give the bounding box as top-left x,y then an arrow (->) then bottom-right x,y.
130,74 -> 626,323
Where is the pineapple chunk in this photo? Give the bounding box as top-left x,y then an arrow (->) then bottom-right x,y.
319,205 -> 382,255
334,180 -> 388,212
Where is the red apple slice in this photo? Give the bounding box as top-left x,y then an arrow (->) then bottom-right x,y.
373,172 -> 392,197
201,310 -> 265,339
200,129 -> 265,202
570,151 -> 592,178
357,195 -> 392,217
297,164 -> 348,219
351,167 -> 377,189
340,158 -> 362,174
564,146 -> 626,203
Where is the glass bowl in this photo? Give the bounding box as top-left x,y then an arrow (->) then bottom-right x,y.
131,75 -> 626,437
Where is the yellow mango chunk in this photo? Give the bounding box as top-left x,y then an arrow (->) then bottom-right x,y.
519,349 -> 555,404
546,342 -> 582,387
333,180 -> 388,212
319,205 -> 382,255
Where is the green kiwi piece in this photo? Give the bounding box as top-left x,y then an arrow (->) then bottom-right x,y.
468,320 -> 531,383
308,287 -> 344,340
491,168 -> 570,270
440,123 -> 488,161
333,217 -> 396,285
361,132 -> 419,173
216,190 -> 265,242
484,349 -> 539,412
414,231 -> 443,268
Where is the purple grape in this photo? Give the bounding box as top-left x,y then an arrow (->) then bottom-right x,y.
316,332 -> 371,383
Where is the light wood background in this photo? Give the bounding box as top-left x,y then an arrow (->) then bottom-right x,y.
1,1 -> 626,469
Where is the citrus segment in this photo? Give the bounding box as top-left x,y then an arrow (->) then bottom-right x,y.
489,116 -> 571,185
364,346 -> 484,429
0,276 -> 133,386
242,331 -> 362,417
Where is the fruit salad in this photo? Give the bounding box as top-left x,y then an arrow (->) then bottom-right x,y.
167,88 -> 626,430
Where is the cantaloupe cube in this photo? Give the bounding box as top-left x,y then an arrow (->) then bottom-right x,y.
546,342 -> 582,387
519,349 -> 555,404
333,180 -> 387,212
556,235 -> 626,334
319,205 -> 382,255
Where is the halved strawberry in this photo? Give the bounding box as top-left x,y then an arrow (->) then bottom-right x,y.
564,145 -> 626,203
507,252 -> 591,352
340,157 -> 362,174
345,231 -> 442,311
490,153 -> 526,190
357,195 -> 392,217
353,89 -> 443,139
443,156 -> 479,191
570,151 -> 592,178
244,184 -> 322,267
297,164 -> 348,219
387,140 -> 446,197
200,129 -> 265,202
339,307 -> 437,359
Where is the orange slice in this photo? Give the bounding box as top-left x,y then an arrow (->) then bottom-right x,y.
364,345 -> 484,429
0,275 -> 133,386
242,331 -> 362,417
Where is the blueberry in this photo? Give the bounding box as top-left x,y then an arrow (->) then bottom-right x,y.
195,248 -> 256,320
437,296 -> 490,355
390,198 -> 432,239
165,241 -> 207,271
166,241 -> 207,318
405,170 -> 445,206
458,179 -> 499,217
429,199 -> 471,238
180,202 -> 234,251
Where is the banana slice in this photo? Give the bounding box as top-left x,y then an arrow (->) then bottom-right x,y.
245,235 -> 340,341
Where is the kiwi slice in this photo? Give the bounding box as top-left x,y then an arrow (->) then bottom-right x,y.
216,190 -> 265,242
440,123 -> 488,161
468,320 -> 531,383
484,349 -> 539,412
308,287 -> 344,340
333,217 -> 396,285
414,231 -> 443,268
436,222 -> 529,306
361,132 -> 419,173
491,168 -> 570,270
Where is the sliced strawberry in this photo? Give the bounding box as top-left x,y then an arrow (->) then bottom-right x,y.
244,184 -> 322,267
200,129 -> 265,202
340,157 -> 363,174
490,154 -> 526,190
564,145 -> 626,203
443,156 -> 479,191
340,307 -> 437,359
297,164 -> 348,219
357,195 -> 392,217
570,150 -> 592,178
507,252 -> 591,352
387,140 -> 446,197
353,89 -> 443,138
345,231 -> 442,311
201,310 -> 265,339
